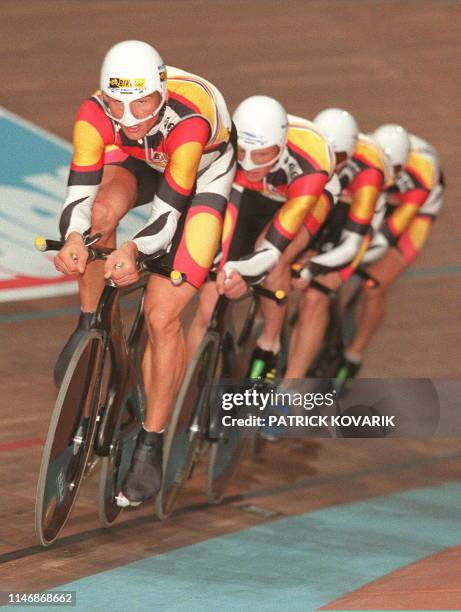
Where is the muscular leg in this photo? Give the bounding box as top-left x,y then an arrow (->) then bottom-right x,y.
186,281 -> 219,361
54,166 -> 138,387
348,248 -> 407,356
284,272 -> 342,378
257,260 -> 291,352
79,165 -> 137,312
142,274 -> 197,432
257,226 -> 311,352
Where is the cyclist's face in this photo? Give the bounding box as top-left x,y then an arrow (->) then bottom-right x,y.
102,92 -> 162,139
238,145 -> 280,182
334,151 -> 348,171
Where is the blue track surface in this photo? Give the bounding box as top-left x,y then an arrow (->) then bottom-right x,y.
24,482 -> 461,612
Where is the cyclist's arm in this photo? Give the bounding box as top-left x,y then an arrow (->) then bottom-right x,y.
221,171 -> 330,281
132,116 -> 210,255
265,171 -> 330,252
381,187 -> 429,247
309,167 -> 384,274
218,184 -> 244,266
59,98 -> 113,240
303,190 -> 335,240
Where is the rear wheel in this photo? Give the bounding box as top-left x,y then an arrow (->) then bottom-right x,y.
98,390 -> 142,527
207,337 -> 250,504
98,289 -> 146,527
35,331 -> 105,547
155,334 -> 219,519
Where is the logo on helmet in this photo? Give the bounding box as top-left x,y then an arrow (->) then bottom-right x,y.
239,131 -> 267,147
109,77 -> 147,90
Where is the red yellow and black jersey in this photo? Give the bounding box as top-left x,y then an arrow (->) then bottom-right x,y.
220,114 -> 335,260
59,66 -> 233,241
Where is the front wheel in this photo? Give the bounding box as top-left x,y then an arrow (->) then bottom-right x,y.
35,331 -> 105,547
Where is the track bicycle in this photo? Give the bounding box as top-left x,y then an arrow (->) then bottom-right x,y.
155,272 -> 286,518
34,234 -> 182,546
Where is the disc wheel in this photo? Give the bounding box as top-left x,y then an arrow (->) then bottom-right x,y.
155,334 -> 219,519
35,331 -> 105,547
98,310 -> 145,527
207,416 -> 249,504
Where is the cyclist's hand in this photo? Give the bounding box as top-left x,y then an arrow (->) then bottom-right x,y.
104,242 -> 139,286
291,266 -> 311,291
54,233 -> 88,275
216,269 -> 248,299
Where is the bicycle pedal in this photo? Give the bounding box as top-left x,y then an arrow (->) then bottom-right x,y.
115,492 -> 142,508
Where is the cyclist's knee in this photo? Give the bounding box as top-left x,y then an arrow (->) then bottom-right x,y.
300,286 -> 329,319
363,281 -> 386,300
145,305 -> 181,339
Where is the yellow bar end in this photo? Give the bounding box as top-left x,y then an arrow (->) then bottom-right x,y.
35,236 -> 47,252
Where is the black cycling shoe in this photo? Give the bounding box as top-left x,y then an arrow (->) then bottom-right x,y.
247,346 -> 278,381
53,311 -> 95,387
117,429 -> 163,507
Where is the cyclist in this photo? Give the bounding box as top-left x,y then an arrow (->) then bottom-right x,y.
53,40 -> 236,506
335,124 -> 445,379
216,106 -> 375,381
278,111 -> 394,380
186,95 -> 337,370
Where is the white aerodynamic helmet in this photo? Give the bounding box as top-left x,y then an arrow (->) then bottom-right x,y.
100,40 -> 167,127
373,124 -> 410,168
313,108 -> 359,157
233,95 -> 288,171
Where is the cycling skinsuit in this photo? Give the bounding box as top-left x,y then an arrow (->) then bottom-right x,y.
59,66 -> 236,287
381,134 -> 443,264
220,114 -> 336,268
304,132 -> 393,281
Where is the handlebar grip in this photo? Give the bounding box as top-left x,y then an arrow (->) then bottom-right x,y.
35,236 -> 63,252
170,270 -> 186,286
290,263 -> 304,278
254,285 -> 287,305
354,268 -> 380,288
365,278 -> 379,289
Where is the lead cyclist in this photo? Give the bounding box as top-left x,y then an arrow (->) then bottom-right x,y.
52,40 -> 237,507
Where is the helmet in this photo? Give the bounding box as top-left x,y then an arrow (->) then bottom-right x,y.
313,108 -> 358,157
233,96 -> 288,171
373,124 -> 410,168
100,40 -> 167,127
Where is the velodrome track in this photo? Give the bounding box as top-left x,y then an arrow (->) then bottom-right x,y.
1,2 -> 461,610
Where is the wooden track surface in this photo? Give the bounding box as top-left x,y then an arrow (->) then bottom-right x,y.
0,0 -> 460,606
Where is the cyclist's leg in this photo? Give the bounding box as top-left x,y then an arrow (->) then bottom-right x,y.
186,280 -> 219,362
284,271 -> 342,378
143,276 -> 197,432
78,164 -> 137,312
121,137 -> 236,504
346,249 -> 406,357
54,155 -> 144,386
255,192 -> 333,358
348,214 -> 433,357
257,226 -> 310,353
